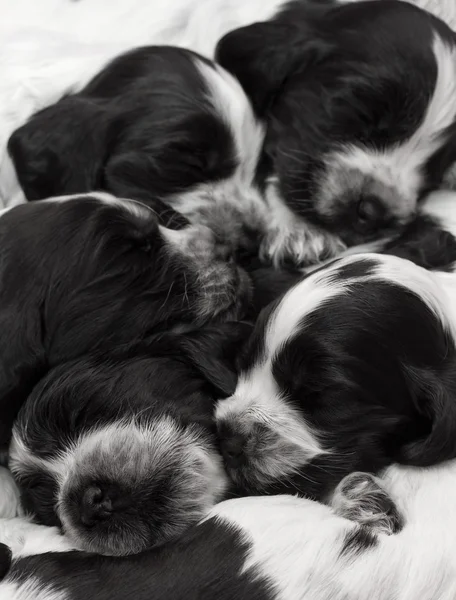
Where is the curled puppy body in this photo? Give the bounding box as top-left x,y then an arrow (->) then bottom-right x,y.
0,192 -> 251,450
2,460 -> 456,600
8,322 -> 251,556
217,0 -> 456,267
216,253 -> 456,500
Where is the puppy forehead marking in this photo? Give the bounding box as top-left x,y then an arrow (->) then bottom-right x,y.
318,34 -> 456,217
194,58 -> 265,178
243,251 -> 453,378
263,262 -> 353,359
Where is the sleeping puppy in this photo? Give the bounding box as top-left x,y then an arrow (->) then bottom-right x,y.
7,323 -> 251,556
0,192 -> 251,450
216,253 -> 456,499
217,0 -> 456,266
7,46 -> 268,257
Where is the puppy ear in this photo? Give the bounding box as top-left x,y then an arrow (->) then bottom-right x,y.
398,365 -> 456,467
181,322 -> 253,397
216,21 -> 330,116
7,97 -> 108,200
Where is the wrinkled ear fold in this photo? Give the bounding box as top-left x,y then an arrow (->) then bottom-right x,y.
398,364 -> 456,467
216,21 -> 329,116
7,96 -> 109,201
181,322 -> 253,398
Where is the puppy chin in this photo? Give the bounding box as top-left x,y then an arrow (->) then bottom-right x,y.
56,418 -> 228,556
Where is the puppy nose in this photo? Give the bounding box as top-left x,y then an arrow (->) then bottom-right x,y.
80,485 -> 113,526
220,434 -> 246,466
356,194 -> 386,226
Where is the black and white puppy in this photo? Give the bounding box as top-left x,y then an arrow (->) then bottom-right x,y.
7,46 -> 268,258
0,192 -> 250,449
7,323 -> 250,556
217,0 -> 456,265
216,252 -> 456,499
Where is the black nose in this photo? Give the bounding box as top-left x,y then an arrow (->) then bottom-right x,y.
220,434 -> 246,467
356,194 -> 386,228
80,485 -> 113,526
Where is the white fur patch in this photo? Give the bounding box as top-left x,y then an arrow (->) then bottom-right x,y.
0,580 -> 67,600
0,468 -> 22,519
0,518 -> 75,559
421,189 -> 456,238
167,58 -> 268,249
196,59 -> 265,182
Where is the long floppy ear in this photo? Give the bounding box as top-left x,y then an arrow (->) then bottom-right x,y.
398,364 -> 456,467
181,322 -> 253,398
216,20 -> 330,116
7,96 -> 109,201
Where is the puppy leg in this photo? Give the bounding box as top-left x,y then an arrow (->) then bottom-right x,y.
0,468 -> 21,519
332,472 -> 403,535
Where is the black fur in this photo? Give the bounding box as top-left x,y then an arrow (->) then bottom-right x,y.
8,46 -> 238,230
0,544 -> 11,581
0,195 -> 250,450
340,527 -> 378,558
382,214 -> 456,271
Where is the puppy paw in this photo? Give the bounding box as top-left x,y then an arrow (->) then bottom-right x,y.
260,219 -> 345,268
0,467 -> 22,519
332,472 -> 403,535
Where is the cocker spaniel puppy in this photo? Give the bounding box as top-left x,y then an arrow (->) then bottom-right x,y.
216,253 -> 456,498
8,323 -> 251,556
217,0 -> 456,266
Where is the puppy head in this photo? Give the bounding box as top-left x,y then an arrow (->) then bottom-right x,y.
1,192 -> 251,350
216,254 -> 456,499
217,1 -> 456,248
10,323 -> 251,556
